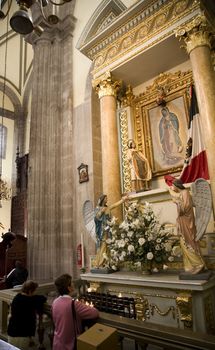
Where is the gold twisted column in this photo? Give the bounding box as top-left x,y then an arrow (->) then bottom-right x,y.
176,15 -> 215,212
93,72 -> 122,220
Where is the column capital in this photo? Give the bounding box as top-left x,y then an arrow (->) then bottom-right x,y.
92,71 -> 121,99
175,14 -> 213,55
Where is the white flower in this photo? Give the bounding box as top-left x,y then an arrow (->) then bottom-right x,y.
163,264 -> 168,270
155,244 -> 161,250
110,249 -> 117,256
168,256 -> 174,262
148,235 -> 153,241
152,267 -> 158,273
119,221 -> 129,230
138,237 -> 146,246
119,253 -> 126,261
112,265 -> 117,270
117,239 -> 126,248
147,252 -> 154,260
106,238 -> 112,244
109,217 -> 117,225
127,231 -> 134,238
172,245 -> 181,257
128,244 -> 135,252
134,261 -> 141,268
156,238 -> 161,243
164,242 -> 172,252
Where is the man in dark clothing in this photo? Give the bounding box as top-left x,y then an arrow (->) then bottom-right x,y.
5,260 -> 28,288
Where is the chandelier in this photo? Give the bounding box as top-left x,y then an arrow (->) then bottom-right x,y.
0,0 -> 73,36
0,10 -> 11,208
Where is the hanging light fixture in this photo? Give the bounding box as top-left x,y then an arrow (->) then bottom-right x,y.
0,0 -> 73,36
0,9 -> 11,208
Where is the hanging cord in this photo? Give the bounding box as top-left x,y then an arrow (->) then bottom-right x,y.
0,10 -> 10,207
1,8 -> 9,172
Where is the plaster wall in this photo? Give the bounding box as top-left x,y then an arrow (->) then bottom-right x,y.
0,117 -> 14,235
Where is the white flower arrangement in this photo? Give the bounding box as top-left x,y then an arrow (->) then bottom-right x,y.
105,201 -> 180,271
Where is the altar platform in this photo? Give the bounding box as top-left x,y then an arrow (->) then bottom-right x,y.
80,271 -> 215,335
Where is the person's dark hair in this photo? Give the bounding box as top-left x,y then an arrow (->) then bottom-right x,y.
15,260 -> 24,269
54,274 -> 72,296
161,107 -> 169,116
21,280 -> 38,295
173,179 -> 185,190
97,194 -> 107,207
127,139 -> 136,149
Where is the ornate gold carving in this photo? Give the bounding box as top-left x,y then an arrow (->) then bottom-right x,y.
150,303 -> 176,318
107,46 -> 118,59
204,294 -> 215,334
121,36 -> 133,50
92,71 -> 121,98
154,13 -> 167,28
175,14 -> 213,54
173,0 -> 189,16
176,295 -> 193,328
89,282 -> 101,292
89,0 -> 198,77
94,55 -> 105,67
210,238 -> 215,251
121,85 -> 135,108
137,25 -> 148,39
135,296 -> 149,321
131,70 -> 192,178
118,109 -> 131,193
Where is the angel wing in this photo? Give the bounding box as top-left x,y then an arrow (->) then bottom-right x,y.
82,200 -> 96,242
191,178 -> 212,241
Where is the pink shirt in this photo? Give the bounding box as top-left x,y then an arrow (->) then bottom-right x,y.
52,295 -> 99,350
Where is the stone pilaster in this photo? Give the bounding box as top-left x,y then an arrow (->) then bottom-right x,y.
93,72 -> 123,220
176,15 -> 215,213
27,11 -> 76,280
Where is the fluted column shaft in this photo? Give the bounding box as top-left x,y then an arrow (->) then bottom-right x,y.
176,15 -> 215,212
93,73 -> 122,220
27,14 -> 75,280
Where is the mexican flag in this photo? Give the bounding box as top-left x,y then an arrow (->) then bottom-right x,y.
180,85 -> 209,183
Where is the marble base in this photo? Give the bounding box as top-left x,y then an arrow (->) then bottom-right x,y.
80,271 -> 215,333
90,268 -> 116,274
179,270 -> 213,280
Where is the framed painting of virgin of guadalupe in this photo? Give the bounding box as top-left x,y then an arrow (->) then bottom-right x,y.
133,71 -> 191,177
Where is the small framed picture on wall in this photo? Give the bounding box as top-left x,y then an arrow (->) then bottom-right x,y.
77,163 -> 89,183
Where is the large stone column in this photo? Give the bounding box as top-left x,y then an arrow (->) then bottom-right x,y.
93,72 -> 122,220
27,11 -> 76,280
176,15 -> 215,211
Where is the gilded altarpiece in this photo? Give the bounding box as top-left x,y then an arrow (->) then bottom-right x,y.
120,70 -> 193,194
133,70 -> 193,177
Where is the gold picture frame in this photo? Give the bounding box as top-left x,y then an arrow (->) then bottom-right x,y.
133,70 -> 192,177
